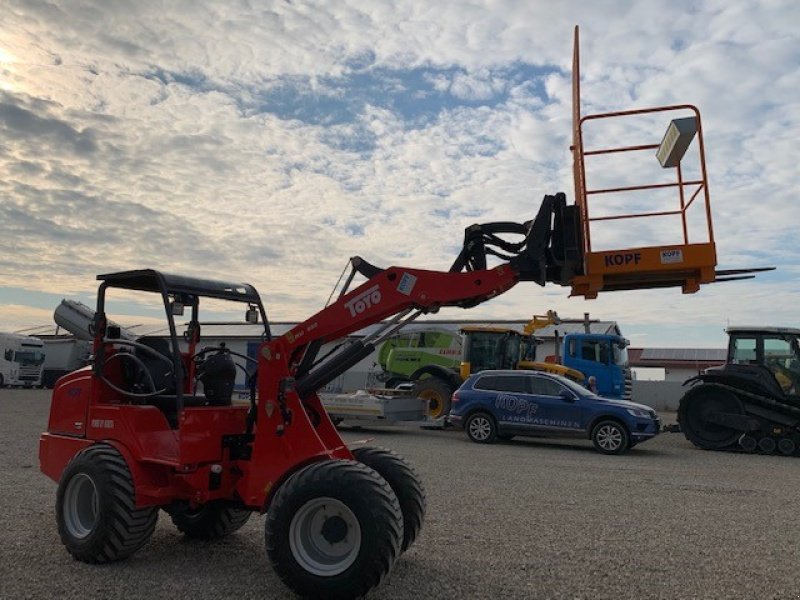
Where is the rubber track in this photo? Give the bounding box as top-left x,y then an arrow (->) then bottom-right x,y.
63,444 -> 158,563
352,446 -> 426,552
265,460 -> 402,600
680,384 -> 800,456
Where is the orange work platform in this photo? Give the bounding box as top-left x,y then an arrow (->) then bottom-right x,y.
569,26 -> 717,299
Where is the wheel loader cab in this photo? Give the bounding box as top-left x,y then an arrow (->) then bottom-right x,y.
88,269 -> 270,426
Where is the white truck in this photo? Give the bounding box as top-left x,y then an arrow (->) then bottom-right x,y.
0,333 -> 46,387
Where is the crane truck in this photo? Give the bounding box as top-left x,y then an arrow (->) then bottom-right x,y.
38,26 -> 769,599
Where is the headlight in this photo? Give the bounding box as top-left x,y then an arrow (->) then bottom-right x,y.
627,408 -> 653,418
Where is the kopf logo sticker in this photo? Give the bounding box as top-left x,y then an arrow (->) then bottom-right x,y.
660,249 -> 684,264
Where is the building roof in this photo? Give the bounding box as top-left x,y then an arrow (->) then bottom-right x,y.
629,347 -> 726,370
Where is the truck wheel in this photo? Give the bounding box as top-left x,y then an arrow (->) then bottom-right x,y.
465,412 -> 497,444
56,444 -> 157,563
412,378 -> 453,419
591,420 -> 630,455
166,500 -> 251,540
352,446 -> 425,552
265,460 -> 402,600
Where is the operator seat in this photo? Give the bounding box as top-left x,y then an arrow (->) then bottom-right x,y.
134,336 -> 177,396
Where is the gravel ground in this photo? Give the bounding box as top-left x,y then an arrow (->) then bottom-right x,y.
2,388 -> 799,600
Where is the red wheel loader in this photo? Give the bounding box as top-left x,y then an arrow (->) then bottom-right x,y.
39,27 -> 768,598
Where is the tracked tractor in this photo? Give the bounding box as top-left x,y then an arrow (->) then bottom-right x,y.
678,327 -> 800,455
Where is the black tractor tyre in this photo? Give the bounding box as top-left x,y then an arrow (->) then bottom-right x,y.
412,378 -> 454,419
56,444 -> 158,563
352,446 -> 426,553
465,411 -> 498,444
678,385 -> 744,450
591,420 -> 630,455
265,460 -> 402,600
166,500 -> 251,540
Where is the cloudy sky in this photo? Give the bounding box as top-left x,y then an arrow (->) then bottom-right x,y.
0,0 -> 797,348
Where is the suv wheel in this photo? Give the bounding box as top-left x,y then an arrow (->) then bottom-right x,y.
465,412 -> 497,444
591,420 -> 630,455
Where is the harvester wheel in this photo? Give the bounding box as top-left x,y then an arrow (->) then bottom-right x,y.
352,446 -> 426,552
412,378 -> 453,419
56,444 -> 157,563
166,500 -> 251,540
679,386 -> 744,450
265,460 -> 402,600
591,420 -> 630,455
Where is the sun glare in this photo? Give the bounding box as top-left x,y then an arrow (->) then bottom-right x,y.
0,46 -> 19,92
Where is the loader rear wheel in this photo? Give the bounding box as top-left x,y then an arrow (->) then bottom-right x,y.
352,446 -> 426,552
678,386 -> 744,450
265,460 -> 402,600
413,378 -> 453,419
56,444 -> 157,563
166,500 -> 251,540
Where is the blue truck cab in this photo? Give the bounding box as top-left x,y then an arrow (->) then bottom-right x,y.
449,369 -> 660,454
561,333 -> 632,400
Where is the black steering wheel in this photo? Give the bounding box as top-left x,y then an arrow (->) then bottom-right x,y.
99,338 -> 175,399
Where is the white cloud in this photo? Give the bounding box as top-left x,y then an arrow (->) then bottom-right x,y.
0,0 -> 797,341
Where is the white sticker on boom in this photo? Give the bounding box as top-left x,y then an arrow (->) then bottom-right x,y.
660,249 -> 684,264
397,272 -> 417,296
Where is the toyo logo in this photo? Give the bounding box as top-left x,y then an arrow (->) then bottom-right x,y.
344,284 -> 382,317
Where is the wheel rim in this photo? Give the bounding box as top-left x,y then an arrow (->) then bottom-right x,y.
468,416 -> 491,441
289,497 -> 361,577
63,473 -> 99,539
419,390 -> 444,418
596,424 -> 623,451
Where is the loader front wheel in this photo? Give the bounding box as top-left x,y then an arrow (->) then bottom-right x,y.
166,500 -> 251,540
56,444 -> 157,563
352,446 -> 426,552
265,460 -> 402,600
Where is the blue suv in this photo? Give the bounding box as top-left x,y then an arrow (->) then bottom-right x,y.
448,370 -> 660,454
